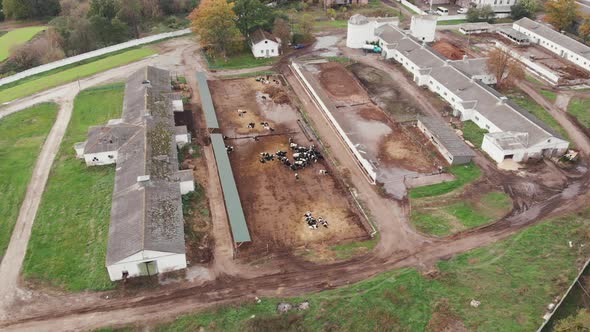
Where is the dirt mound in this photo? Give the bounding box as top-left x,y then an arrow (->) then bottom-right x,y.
263,85 -> 290,104
432,40 -> 466,60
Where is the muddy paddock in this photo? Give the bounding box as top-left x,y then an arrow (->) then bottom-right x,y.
208,77 -> 369,257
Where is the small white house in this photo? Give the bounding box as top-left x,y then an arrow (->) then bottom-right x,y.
251,29 -> 280,58
409,15 -> 437,43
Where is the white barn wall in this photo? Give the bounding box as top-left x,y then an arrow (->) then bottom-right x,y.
252,39 -> 279,58
107,250 -> 187,281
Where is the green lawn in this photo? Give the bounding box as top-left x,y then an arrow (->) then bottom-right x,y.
313,19 -> 348,29
153,207 -> 590,332
22,84 -> 125,291
0,47 -> 155,104
509,90 -> 570,141
409,163 -> 481,199
567,97 -> 590,129
540,89 -> 557,102
204,51 -> 278,70
462,120 -> 488,147
437,19 -> 468,26
411,191 -> 512,236
0,26 -> 47,61
0,103 -> 58,259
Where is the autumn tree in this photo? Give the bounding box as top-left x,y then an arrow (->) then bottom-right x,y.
234,0 -> 274,37
580,16 -> 590,41
3,0 -> 61,19
117,0 -> 142,38
520,0 -> 538,14
189,0 -> 242,59
555,309 -> 590,331
545,0 -> 579,32
299,13 -> 314,40
272,17 -> 291,51
486,47 -> 524,89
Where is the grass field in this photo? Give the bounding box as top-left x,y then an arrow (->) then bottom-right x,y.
22,84 -> 125,291
540,89 -> 557,102
0,26 -> 47,61
153,207 -> 590,332
0,103 -> 57,259
568,97 -> 590,129
509,90 -> 570,142
437,19 -> 468,26
0,48 -> 155,104
409,163 -> 481,199
411,191 -> 512,236
462,120 -> 488,147
204,51 -> 278,70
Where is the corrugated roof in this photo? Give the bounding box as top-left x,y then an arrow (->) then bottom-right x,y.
210,134 -> 251,243
418,116 -> 475,157
251,29 -> 278,45
196,72 -> 220,129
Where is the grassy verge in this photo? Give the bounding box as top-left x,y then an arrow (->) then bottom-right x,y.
508,89 -> 570,141
0,26 -> 47,61
153,207 -> 590,332
23,83 -> 125,291
437,19 -> 468,26
409,162 -> 481,199
540,89 -> 557,102
0,103 -> 58,259
330,235 -> 379,260
217,70 -> 276,79
525,74 -> 543,85
0,48 -> 155,104
461,120 -> 488,147
313,19 -> 348,29
204,51 -> 278,70
411,191 -> 512,236
567,97 -> 590,129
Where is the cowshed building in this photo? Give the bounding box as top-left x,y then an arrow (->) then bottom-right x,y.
75,66 -> 194,281
250,29 -> 280,58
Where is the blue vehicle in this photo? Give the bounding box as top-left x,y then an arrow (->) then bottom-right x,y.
293,44 -> 305,49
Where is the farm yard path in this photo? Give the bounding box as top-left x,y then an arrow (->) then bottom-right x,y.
2,39 -> 590,331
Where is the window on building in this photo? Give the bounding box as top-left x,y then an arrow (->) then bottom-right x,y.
265,40 -> 268,44
486,125 -> 490,129
494,0 -> 497,4
475,116 -> 479,121
261,50 -> 264,54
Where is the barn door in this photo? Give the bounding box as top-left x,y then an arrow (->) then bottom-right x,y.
138,261 -> 159,276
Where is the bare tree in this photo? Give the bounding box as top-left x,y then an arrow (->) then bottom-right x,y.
486,47 -> 524,89
272,17 -> 291,51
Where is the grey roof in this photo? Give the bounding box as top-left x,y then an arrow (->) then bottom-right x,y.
514,17 -> 590,61
251,29 -> 278,45
105,66 -> 187,265
196,72 -> 220,129
375,24 -> 405,44
418,116 -> 475,157
449,58 -> 491,78
210,134 -> 251,243
459,22 -> 493,31
83,124 -> 138,154
496,27 -> 530,42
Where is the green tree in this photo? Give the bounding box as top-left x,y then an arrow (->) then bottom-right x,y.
466,7 -> 481,22
299,13 -> 313,38
545,0 -> 579,32
479,5 -> 495,23
3,0 -> 30,19
0,1 -> 4,21
555,309 -> 590,331
520,0 -> 538,15
189,0 -> 242,59
580,15 -> 590,41
117,0 -> 142,38
511,2 -> 531,20
233,0 -> 274,37
272,17 -> 291,51
88,0 -> 119,20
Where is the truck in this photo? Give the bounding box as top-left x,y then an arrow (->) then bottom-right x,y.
362,44 -> 382,53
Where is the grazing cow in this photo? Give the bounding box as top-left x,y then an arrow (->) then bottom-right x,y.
225,146 -> 234,153
248,122 -> 255,129
295,173 -> 300,180
262,96 -> 267,100
319,169 -> 328,175
290,143 -> 298,150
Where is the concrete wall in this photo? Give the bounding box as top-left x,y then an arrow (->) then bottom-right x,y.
107,250 -> 187,281
482,133 -> 569,163
180,180 -> 195,195
417,118 -> 473,165
84,151 -> 118,166
0,29 -> 191,88
410,17 -> 437,42
252,40 -> 280,58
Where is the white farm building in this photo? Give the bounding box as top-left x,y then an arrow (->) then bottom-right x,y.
513,17 -> 590,73
75,66 -> 194,281
251,29 -> 280,58
346,14 -> 399,48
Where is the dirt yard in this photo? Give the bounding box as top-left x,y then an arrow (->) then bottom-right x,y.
307,61 -> 445,198
432,39 -> 466,60
208,77 -> 369,258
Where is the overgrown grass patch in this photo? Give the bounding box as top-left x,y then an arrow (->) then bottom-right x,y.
461,120 -> 488,147
568,97 -> 590,129
0,48 -> 155,104
23,83 -> 125,291
437,19 -> 468,26
330,235 -> 379,260
0,103 -> 58,259
508,89 -> 570,141
409,162 -> 481,199
540,89 -> 557,102
0,26 -> 47,61
154,207 -> 590,332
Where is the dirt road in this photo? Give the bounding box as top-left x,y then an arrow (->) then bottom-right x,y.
517,81 -> 590,155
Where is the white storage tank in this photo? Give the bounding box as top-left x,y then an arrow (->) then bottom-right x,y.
347,14 -> 372,49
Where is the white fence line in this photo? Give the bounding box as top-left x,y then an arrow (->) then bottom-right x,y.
496,41 -> 560,86
290,61 -> 378,184
437,14 -> 467,21
0,28 -> 192,87
397,0 -> 427,15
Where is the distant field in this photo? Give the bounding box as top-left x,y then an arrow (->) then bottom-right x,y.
0,26 -> 47,61
153,207 -> 590,332
0,103 -> 57,260
0,47 -> 155,104
23,84 -> 124,291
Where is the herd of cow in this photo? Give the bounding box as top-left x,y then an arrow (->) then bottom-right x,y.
258,141 -> 323,171
304,211 -> 329,230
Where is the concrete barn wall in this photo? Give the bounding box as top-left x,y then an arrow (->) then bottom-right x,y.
107,251 -> 187,281
252,40 -> 279,58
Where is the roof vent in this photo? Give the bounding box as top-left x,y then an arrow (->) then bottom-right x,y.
137,175 -> 151,182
